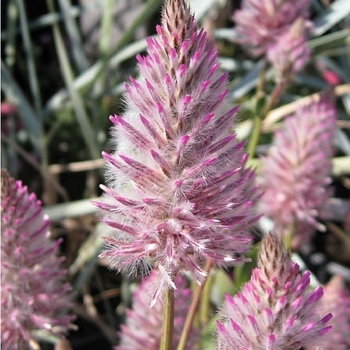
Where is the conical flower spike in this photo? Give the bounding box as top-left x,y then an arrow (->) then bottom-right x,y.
260,92 -> 337,248
94,0 -> 260,303
216,232 -> 332,350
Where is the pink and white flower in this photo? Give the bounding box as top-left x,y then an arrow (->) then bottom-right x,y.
216,232 -> 332,350
321,275 -> 350,350
94,0 -> 260,303
260,93 -> 337,248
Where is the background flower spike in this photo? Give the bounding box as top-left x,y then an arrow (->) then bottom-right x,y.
1,169 -> 74,350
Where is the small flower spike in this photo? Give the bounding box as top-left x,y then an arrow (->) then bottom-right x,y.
266,18 -> 310,84
94,0 -> 260,303
216,232 -> 332,350
1,169 -> 74,350
321,275 -> 350,350
260,92 -> 337,248
116,272 -> 199,350
233,0 -> 311,57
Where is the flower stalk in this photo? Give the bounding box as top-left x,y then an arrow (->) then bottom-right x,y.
177,259 -> 213,350
160,288 -> 175,350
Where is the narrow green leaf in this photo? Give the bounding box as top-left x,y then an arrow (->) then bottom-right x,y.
43,197 -> 98,220
4,0 -> 18,68
16,0 -> 42,114
1,61 -> 43,154
308,29 -> 350,49
58,0 -> 88,72
46,0 -> 101,160
98,0 -> 114,59
44,0 -> 163,114
0,6 -> 80,40
91,0 -> 115,122
230,60 -> 266,100
312,0 -> 350,37
44,37 -> 149,114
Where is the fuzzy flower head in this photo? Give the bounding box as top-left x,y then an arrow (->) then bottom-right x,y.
116,272 -> 199,350
1,170 -> 73,350
321,275 -> 350,350
233,0 -> 311,57
216,232 -> 332,350
266,18 -> 311,84
94,0 -> 260,302
259,92 -> 337,248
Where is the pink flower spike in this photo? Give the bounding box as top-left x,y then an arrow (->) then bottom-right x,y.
94,0 -> 260,303
1,169 -> 74,350
215,232 -> 332,350
260,91 -> 337,248
233,0 -> 311,57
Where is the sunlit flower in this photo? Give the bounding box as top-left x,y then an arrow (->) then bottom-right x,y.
94,0 -> 260,303
1,169 -> 74,350
116,272 -> 199,350
260,93 -> 337,248
216,232 -> 332,350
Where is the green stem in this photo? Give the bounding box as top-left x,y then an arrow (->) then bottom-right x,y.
199,272 -> 213,326
262,82 -> 285,118
283,220 -> 295,250
247,114 -> 262,160
177,259 -> 213,350
247,82 -> 285,160
159,288 -> 175,350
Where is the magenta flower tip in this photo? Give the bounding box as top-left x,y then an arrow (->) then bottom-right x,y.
268,333 -> 276,343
